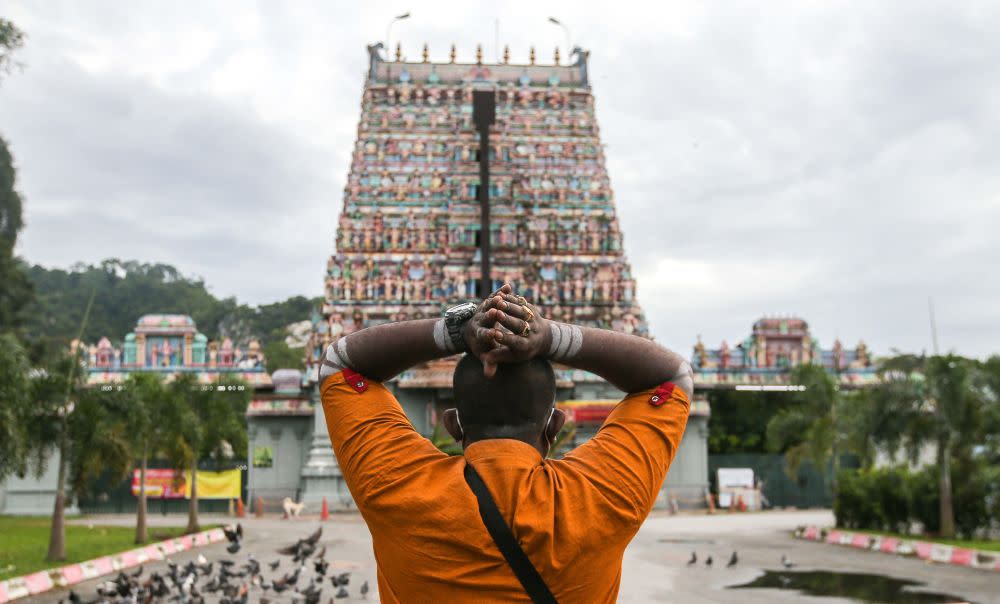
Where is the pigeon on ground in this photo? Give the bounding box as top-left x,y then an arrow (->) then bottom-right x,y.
360,580 -> 369,599
223,524 -> 241,544
727,551 -> 738,568
705,555 -> 713,568
268,559 -> 281,571
686,552 -> 697,566
781,554 -> 796,569
227,541 -> 242,554
335,586 -> 350,599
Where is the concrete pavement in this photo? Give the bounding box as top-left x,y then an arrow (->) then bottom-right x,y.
28,510 -> 999,602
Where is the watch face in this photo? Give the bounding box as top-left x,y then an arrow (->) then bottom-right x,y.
447,302 -> 478,322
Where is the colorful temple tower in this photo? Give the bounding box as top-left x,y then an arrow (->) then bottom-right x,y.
304,43 -> 648,380
294,43 -> 709,508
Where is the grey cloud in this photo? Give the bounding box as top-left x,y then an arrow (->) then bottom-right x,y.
2,0 -> 999,358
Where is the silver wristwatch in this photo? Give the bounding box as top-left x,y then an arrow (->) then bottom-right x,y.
444,302 -> 478,353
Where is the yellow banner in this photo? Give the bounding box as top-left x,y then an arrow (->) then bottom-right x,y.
182,469 -> 241,499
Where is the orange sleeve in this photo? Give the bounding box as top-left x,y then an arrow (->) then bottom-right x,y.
320,369 -> 446,507
558,382 -> 691,527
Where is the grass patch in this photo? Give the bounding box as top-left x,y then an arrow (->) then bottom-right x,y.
0,516 -> 192,580
847,528 -> 1000,552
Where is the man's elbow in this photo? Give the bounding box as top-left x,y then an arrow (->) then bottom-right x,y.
670,357 -> 694,399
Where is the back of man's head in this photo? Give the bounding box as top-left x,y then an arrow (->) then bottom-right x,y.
453,354 -> 556,443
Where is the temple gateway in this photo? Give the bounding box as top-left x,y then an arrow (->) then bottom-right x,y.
252,42 -> 706,511
245,44 -> 878,512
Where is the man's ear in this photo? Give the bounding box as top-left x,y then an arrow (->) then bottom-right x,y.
544,408 -> 567,444
442,408 -> 464,443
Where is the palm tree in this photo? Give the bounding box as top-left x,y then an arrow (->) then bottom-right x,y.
66,387 -> 133,512
869,354 -> 988,538
124,372 -> 169,544
766,364 -> 844,483
162,374 -> 250,534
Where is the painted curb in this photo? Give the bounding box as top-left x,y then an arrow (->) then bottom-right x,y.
0,527 -> 225,603
795,525 -> 999,572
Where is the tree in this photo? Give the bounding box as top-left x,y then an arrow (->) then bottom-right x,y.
0,332 -> 31,480
262,339 -> 305,371
162,374 -> 250,534
868,354 -> 989,538
124,372 -> 170,544
0,18 -> 25,79
24,347 -> 87,562
766,364 -> 856,484
0,137 -> 32,332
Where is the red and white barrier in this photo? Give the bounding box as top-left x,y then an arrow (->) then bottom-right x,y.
0,527 -> 226,603
795,525 -> 999,572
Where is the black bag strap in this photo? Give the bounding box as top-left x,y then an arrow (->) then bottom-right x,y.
464,463 -> 558,604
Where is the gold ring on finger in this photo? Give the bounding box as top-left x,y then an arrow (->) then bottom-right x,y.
520,323 -> 531,337
524,307 -> 534,322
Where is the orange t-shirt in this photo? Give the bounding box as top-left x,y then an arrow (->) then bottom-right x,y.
321,369 -> 691,603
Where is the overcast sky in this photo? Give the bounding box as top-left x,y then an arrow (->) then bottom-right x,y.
2,1 -> 998,358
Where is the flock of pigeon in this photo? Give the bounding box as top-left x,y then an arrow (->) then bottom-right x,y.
685,551 -> 798,570
59,524 -> 369,604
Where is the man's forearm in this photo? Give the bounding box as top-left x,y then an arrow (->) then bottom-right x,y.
319,318 -> 459,383
543,323 -> 693,396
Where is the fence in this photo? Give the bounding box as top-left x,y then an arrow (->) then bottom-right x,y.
76,460 -> 247,515
708,454 -> 856,509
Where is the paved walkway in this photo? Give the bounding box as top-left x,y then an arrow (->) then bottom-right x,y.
32,510 -> 999,602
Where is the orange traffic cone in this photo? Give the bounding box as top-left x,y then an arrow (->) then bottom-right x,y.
321,497 -> 330,521
235,497 -> 246,518
255,496 -> 264,518
737,494 -> 747,512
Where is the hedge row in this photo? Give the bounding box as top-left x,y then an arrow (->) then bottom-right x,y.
834,462 -> 1000,538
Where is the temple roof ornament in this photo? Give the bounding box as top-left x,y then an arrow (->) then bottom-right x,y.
503,45 -> 510,64
422,43 -> 429,63
554,47 -> 560,65
475,44 -> 483,64
449,43 -> 456,63
395,42 -> 402,61
529,46 -> 536,65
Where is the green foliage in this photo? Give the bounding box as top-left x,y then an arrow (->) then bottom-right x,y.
430,420 -> 462,456
0,517 -> 189,581
766,364 -> 848,481
0,18 -> 25,80
707,390 -> 793,454
158,373 -> 251,471
547,420 -> 577,459
0,136 -> 32,332
262,339 -> 305,371
835,460 -> 1000,539
19,259 -> 322,360
66,388 -> 133,498
0,332 -> 32,480
21,260 -> 238,351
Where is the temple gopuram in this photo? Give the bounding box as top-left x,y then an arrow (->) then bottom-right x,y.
80,314 -> 272,388
282,42 -> 710,510
692,317 -> 877,389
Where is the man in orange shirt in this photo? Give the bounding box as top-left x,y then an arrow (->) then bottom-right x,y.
319,284 -> 692,602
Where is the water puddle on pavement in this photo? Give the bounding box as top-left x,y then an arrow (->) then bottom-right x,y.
728,570 -> 976,603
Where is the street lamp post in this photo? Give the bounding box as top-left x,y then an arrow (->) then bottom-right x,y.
548,17 -> 572,58
386,12 -> 411,59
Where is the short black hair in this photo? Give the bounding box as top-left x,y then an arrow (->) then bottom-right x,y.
452,354 -> 556,442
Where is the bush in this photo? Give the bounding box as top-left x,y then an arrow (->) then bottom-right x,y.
834,468 -> 911,533
835,460 -> 998,538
